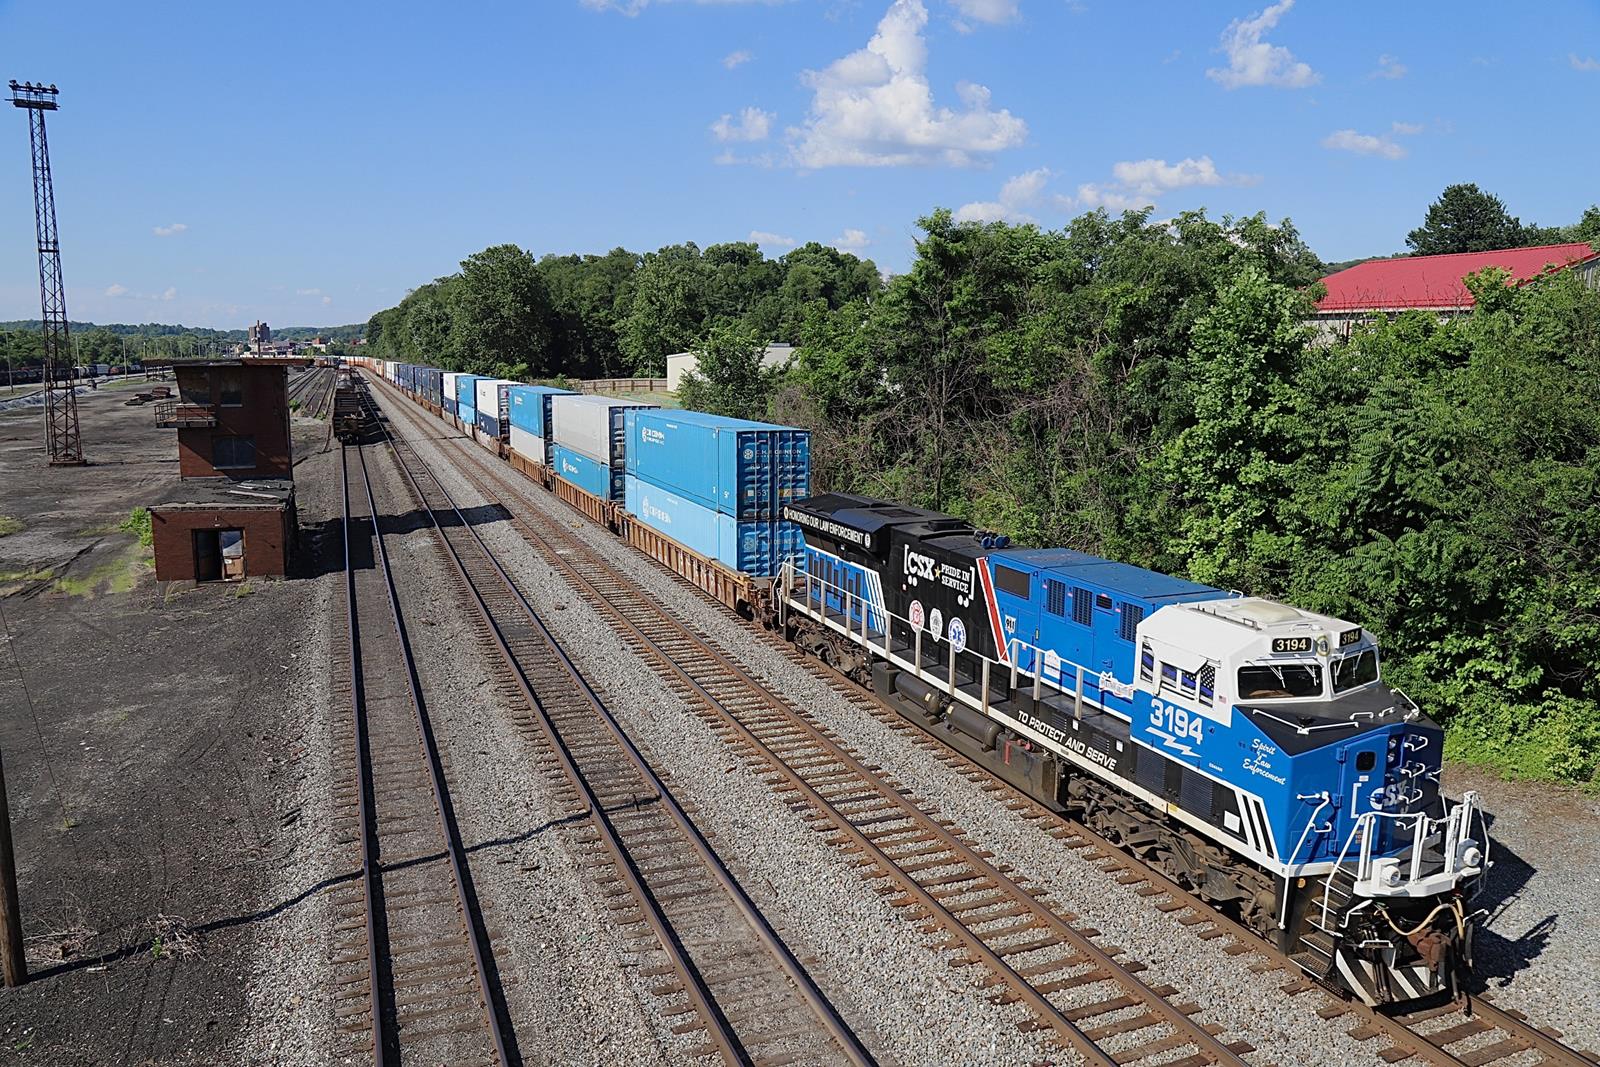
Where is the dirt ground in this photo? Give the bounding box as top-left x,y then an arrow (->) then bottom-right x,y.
0,386 -> 338,1065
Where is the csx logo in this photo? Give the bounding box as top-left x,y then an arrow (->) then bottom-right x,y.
904,548 -> 936,583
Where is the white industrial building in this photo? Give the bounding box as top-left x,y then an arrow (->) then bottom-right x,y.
665,344 -> 797,392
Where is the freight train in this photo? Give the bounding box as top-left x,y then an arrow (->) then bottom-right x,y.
355,357 -> 1489,1007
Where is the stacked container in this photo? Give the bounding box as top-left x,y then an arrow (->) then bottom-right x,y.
418,366 -> 443,408
507,384 -> 573,468
622,409 -> 810,576
473,378 -> 518,444
549,394 -> 657,502
442,372 -> 462,417
455,374 -> 487,430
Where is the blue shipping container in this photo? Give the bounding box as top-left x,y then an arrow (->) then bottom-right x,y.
624,409 -> 810,520
455,374 -> 487,410
553,444 -> 623,501
475,409 -> 501,438
444,397 -> 458,417
508,385 -> 572,439
419,367 -> 443,404
459,404 -> 477,430
625,475 -> 803,577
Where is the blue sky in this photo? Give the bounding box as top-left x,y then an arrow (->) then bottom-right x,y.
1,0 -> 1596,329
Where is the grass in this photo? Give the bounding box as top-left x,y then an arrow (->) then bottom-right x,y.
51,510 -> 153,597
0,515 -> 22,537
601,389 -> 682,409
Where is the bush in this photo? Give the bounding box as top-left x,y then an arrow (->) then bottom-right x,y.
119,506 -> 153,548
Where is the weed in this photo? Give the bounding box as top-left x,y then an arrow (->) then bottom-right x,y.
233,580 -> 253,598
60,815 -> 77,831
0,515 -> 22,537
118,507 -> 153,548
150,936 -> 164,960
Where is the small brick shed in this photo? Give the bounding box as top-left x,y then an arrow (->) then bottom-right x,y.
149,479 -> 297,582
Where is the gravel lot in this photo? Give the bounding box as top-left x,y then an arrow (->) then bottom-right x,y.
375,383 -> 1599,1066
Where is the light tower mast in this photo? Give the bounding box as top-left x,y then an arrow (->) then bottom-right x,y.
10,80 -> 83,466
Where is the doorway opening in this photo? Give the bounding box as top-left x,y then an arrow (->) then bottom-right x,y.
194,528 -> 245,582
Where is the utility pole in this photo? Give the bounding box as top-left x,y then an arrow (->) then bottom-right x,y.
10,80 -> 84,465
0,752 -> 23,986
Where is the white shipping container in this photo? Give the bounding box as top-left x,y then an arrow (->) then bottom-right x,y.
509,425 -> 548,468
549,394 -> 657,465
474,377 -> 517,420
443,372 -> 462,404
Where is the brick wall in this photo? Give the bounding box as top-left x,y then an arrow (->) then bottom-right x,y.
173,365 -> 293,479
150,505 -> 293,581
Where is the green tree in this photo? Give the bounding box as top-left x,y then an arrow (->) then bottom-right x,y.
1406,183 -> 1525,255
455,244 -> 553,377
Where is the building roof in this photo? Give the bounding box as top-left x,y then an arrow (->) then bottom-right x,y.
1315,242 -> 1599,313
150,477 -> 294,509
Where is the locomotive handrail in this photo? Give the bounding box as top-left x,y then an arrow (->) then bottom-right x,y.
1320,793 -> 1483,931
1279,792 -> 1333,929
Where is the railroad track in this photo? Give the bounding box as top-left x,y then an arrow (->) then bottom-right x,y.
376,378 -> 1599,1067
371,385 -> 1253,1067
330,425 -> 514,1065
289,366 -> 337,419
778,658 -> 1599,1067
366,389 -> 875,1067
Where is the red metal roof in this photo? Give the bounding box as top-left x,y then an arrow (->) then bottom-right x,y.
1315,242 -> 1598,313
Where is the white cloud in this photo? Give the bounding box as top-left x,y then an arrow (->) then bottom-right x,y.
955,167 -> 1051,223
830,228 -> 871,250
1073,155 -> 1253,211
787,0 -> 1026,168
723,49 -> 753,69
714,148 -> 775,167
322,295 -> 333,306
1322,128 -> 1406,160
1390,120 -> 1423,135
152,222 -> 188,237
950,0 -> 1019,26
1206,0 -> 1318,89
296,287 -> 324,297
1372,53 -> 1406,79
104,283 -> 128,297
749,230 -> 796,247
711,106 -> 774,142
1572,54 -> 1600,72
160,287 -> 177,301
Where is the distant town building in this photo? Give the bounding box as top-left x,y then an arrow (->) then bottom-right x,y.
248,320 -> 272,347
666,343 -> 797,392
1311,242 -> 1600,342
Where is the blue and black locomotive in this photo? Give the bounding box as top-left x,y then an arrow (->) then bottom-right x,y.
780,491 -> 1488,1005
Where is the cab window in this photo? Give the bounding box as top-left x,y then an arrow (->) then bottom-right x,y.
1332,650 -> 1379,693
1237,664 -> 1323,699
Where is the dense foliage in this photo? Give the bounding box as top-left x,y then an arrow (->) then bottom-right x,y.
364,197 -> 1600,787
365,241 -> 879,378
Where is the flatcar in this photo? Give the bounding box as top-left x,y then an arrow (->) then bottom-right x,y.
776,492 -> 1487,1005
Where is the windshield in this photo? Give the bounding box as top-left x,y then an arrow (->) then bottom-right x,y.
1331,649 -> 1379,693
1237,663 -> 1323,700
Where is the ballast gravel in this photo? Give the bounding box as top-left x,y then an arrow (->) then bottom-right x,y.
378,394 -> 1070,1067
364,446 -> 674,1067
377,385 -> 1595,1066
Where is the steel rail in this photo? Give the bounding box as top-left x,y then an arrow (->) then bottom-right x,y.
746,603 -> 1599,1067
370,393 -> 875,1067
354,437 -> 513,1067
495,499 -> 1245,1067
339,442 -> 387,1065
374,373 -> 1596,1067
365,386 -> 1250,1067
